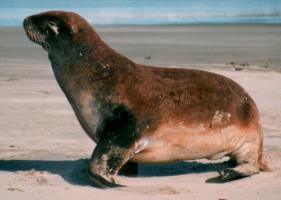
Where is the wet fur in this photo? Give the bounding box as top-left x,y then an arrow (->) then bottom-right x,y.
23,11 -> 269,187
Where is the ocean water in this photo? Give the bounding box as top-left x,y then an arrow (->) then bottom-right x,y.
0,0 -> 281,26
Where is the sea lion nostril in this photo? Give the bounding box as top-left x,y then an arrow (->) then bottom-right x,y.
23,18 -> 31,29
23,18 -> 35,35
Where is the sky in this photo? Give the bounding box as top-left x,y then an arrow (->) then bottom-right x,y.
0,0 -> 281,26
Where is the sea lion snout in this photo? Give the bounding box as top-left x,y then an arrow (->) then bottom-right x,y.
23,11 -> 77,51
23,15 -> 52,50
23,16 -> 41,44
23,17 -> 31,30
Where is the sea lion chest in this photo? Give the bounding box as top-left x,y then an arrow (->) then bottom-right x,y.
67,89 -> 100,143
51,61 -> 102,142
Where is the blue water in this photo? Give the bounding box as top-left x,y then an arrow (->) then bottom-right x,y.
0,0 -> 281,26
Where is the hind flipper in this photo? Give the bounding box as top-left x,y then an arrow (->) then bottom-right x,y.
206,163 -> 258,183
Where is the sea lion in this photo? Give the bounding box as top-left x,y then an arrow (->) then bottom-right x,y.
23,11 -> 270,187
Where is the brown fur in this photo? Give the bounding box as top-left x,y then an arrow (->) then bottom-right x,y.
23,11 -> 269,187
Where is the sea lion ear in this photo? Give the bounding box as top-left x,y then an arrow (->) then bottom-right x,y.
47,21 -> 59,36
70,25 -> 77,35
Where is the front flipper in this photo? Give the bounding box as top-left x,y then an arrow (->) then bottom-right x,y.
88,104 -> 139,188
89,139 -> 133,188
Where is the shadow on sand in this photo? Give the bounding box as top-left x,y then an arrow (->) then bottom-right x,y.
0,159 -> 234,186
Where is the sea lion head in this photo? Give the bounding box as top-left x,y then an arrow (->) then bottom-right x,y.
23,11 -> 95,53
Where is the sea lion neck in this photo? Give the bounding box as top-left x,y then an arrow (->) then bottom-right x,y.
48,24 -> 134,72
48,25 -> 141,101
47,27 -> 102,67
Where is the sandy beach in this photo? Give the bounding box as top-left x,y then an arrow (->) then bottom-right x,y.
0,25 -> 281,199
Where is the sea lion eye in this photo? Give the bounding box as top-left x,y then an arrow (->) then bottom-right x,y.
48,21 -> 56,26
47,21 -> 59,35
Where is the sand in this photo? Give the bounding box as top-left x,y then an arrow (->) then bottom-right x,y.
0,25 -> 281,200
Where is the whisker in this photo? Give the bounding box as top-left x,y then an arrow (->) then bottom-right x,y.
27,29 -> 32,38
26,29 -> 30,37
25,28 -> 49,51
31,32 -> 36,41
36,33 -> 41,43
35,32 -> 39,42
38,34 -> 43,43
